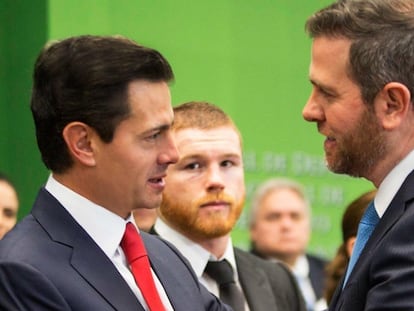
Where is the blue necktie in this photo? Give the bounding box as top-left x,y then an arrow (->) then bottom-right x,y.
343,201 -> 379,286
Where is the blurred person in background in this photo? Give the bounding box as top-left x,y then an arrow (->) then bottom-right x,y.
0,172 -> 19,239
249,177 -> 328,311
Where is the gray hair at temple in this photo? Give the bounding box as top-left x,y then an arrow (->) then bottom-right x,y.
249,177 -> 311,227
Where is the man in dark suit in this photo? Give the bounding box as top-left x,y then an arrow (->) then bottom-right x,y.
152,101 -> 306,311
306,254 -> 327,305
303,0 -> 414,309
249,178 -> 328,311
0,35 -> 231,311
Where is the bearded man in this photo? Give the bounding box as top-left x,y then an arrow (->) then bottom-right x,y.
152,101 -> 306,311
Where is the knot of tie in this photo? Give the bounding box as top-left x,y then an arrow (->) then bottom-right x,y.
204,259 -> 235,285
360,201 -> 380,227
121,222 -> 147,264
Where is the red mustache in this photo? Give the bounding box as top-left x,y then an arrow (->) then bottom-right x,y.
194,193 -> 235,207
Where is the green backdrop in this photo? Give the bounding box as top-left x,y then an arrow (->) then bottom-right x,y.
0,0 -> 372,258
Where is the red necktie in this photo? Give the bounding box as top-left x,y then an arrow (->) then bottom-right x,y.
121,222 -> 165,311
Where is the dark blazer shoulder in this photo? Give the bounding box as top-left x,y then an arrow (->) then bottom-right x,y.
306,253 -> 328,300
330,170 -> 414,311
235,247 -> 306,311
0,188 -> 143,311
0,189 -> 231,311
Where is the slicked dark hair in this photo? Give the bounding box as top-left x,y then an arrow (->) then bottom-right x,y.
31,35 -> 174,173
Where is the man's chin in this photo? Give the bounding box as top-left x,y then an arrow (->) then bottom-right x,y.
190,223 -> 233,239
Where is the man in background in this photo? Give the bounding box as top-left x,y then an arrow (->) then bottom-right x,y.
154,101 -> 306,311
249,178 -> 327,311
0,172 -> 19,239
0,35 -> 231,311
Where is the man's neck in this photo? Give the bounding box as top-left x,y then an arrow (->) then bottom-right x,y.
197,235 -> 231,259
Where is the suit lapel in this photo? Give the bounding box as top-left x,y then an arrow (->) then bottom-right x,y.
235,249 -> 278,311
347,171 -> 414,284
70,238 -> 144,311
32,189 -> 144,311
328,276 -> 344,310
307,255 -> 325,300
331,170 -> 414,310
142,232 -> 205,310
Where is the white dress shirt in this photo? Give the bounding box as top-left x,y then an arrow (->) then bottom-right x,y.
45,175 -> 173,311
293,255 -> 317,311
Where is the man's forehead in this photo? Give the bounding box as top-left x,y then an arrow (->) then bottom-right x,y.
175,127 -> 241,144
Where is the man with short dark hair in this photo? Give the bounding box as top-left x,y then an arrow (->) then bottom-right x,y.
303,1 -> 414,309
0,35 -> 232,311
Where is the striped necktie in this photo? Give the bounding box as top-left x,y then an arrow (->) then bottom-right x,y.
343,201 -> 379,286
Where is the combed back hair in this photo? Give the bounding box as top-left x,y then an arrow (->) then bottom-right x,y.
31,35 -> 174,173
305,0 -> 414,106
249,177 -> 310,227
172,101 -> 241,141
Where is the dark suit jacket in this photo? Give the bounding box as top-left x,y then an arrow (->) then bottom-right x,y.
250,249 -> 328,304
151,227 -> 306,311
329,170 -> 414,311
235,248 -> 306,311
0,188 -> 231,311
307,253 -> 328,301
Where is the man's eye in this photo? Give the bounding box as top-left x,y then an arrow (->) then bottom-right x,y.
184,163 -> 200,170
266,214 -> 281,221
3,208 -> 16,218
221,160 -> 234,167
148,132 -> 160,140
320,88 -> 335,98
291,213 -> 303,221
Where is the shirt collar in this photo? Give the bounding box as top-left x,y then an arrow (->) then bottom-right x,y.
375,150 -> 414,217
292,254 -> 309,278
45,175 -> 132,259
154,218 -> 238,280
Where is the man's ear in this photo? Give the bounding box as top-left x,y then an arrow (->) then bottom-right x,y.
62,122 -> 96,167
375,82 -> 411,130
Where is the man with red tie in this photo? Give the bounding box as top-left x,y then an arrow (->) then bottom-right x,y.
0,35 -> 232,311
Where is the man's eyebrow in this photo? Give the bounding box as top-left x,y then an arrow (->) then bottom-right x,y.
310,78 -> 338,93
148,123 -> 171,133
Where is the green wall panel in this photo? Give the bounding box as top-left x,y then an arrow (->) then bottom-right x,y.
0,0 -> 48,218
1,0 -> 373,258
